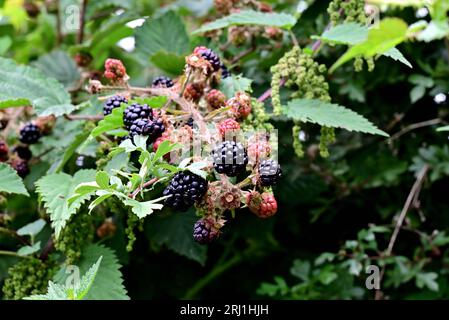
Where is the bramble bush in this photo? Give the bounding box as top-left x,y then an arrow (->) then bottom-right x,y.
0,0 -> 449,300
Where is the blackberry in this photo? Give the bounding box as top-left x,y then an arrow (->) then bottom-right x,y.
193,218 -> 220,244
19,123 -> 41,144
11,159 -> 29,178
103,95 -> 128,116
12,145 -> 32,160
163,171 -> 208,211
0,141 -> 8,161
123,103 -> 153,129
220,63 -> 231,79
212,141 -> 248,177
152,76 -> 174,88
186,117 -> 194,128
198,48 -> 221,71
259,159 -> 281,186
129,117 -> 165,142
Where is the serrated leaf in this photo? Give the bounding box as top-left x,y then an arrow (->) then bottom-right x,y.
17,219 -> 46,237
416,272 -> 439,291
330,18 -> 409,73
0,163 -> 29,196
75,256 -> 102,300
283,99 -> 388,137
313,23 -> 368,45
193,10 -> 297,34
219,75 -> 252,98
96,171 -> 110,189
135,11 -> 190,58
17,241 -> 41,256
146,210 -> 207,265
0,58 -> 74,116
150,51 -> 185,75
55,244 -> 129,300
91,103 -> 126,138
383,47 -> 412,68
53,130 -> 91,173
153,140 -> 181,164
35,170 -> 97,238
24,281 -> 68,300
123,198 -> 165,219
31,50 -> 81,90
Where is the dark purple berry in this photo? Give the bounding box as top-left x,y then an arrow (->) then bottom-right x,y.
12,146 -> 32,161
212,141 -> 248,177
19,123 -> 41,144
123,103 -> 153,130
152,76 -> 174,88
193,218 -> 220,244
163,171 -> 208,211
259,159 -> 281,186
103,95 -> 128,116
197,48 -> 221,71
11,159 -> 29,178
220,63 -> 231,79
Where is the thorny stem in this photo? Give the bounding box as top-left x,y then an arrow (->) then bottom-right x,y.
129,178 -> 159,199
203,106 -> 231,121
388,118 -> 445,142
77,0 -> 88,44
375,164 -> 429,300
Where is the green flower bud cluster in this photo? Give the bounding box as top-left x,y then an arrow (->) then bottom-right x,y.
327,0 -> 375,72
242,98 -> 273,131
2,258 -> 56,300
271,46 -> 334,158
55,212 -> 94,264
125,214 -> 139,252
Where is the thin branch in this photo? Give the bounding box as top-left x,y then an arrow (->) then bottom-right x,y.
55,0 -> 63,45
375,164 -> 429,300
388,118 -> 444,142
64,114 -> 104,121
0,250 -> 31,259
231,45 -> 256,65
129,178 -> 159,199
77,0 -> 88,44
0,227 -> 30,245
39,238 -> 54,261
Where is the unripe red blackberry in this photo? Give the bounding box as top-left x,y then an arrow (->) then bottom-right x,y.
183,83 -> 204,102
104,58 -> 127,82
193,218 -> 220,244
212,141 -> 248,177
0,141 -> 8,162
227,92 -> 252,119
152,76 -> 174,88
247,191 -> 278,218
206,89 -> 226,109
217,118 -> 240,138
258,159 -> 281,186
19,123 -> 41,145
163,171 -> 208,211
74,52 -> 93,67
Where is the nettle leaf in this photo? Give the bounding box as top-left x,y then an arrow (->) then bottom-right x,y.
313,22 -> 368,45
123,198 -> 166,219
193,10 -> 297,34
135,11 -> 190,59
31,50 -> 81,90
17,219 -> 46,237
74,256 -> 103,300
383,47 -> 412,68
330,18 -> 409,73
24,281 -> 68,300
0,58 -> 74,116
146,210 -> 207,265
35,170 -> 97,238
283,99 -> 388,137
219,75 -> 253,98
0,163 -> 29,196
55,244 -> 129,300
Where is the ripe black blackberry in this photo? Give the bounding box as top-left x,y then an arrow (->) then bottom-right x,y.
19,123 -> 41,144
220,63 -> 231,79
198,48 -> 221,71
212,141 -> 248,177
163,171 -> 208,211
123,103 -> 153,129
193,218 -> 220,244
12,145 -> 32,161
152,76 -> 174,88
259,159 -> 282,186
186,117 -> 194,128
103,95 -> 128,116
129,117 -> 165,142
11,159 -> 29,178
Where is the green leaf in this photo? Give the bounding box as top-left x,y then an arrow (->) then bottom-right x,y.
383,47 -> 412,68
130,96 -> 168,109
55,244 -> 129,300
96,171 -> 110,189
31,50 -> 81,90
0,36 -> 12,55
150,51 -> 185,76
123,198 -> 165,219
416,272 -> 439,291
193,10 -> 297,34
0,163 -> 29,196
35,170 -> 97,238
290,259 -> 310,282
436,125 -> 449,132
313,23 -> 368,45
410,85 -> 426,103
219,75 -> 253,98
135,11 -> 190,58
91,103 -> 126,138
75,256 -> 103,300
0,58 -> 74,116
146,211 -> 207,265
330,18 -> 409,73
17,242 -> 42,256
17,219 -> 46,237
152,140 -> 181,165
24,281 -> 68,300
54,130 -> 91,174
283,99 -> 389,137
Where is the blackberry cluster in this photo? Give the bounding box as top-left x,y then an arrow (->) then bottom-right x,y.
220,63 -> 231,79
19,123 -> 41,144
123,103 -> 153,129
55,212 -> 94,263
0,140 -> 8,161
103,95 -> 128,116
163,171 -> 208,211
193,218 -> 220,245
129,118 -> 165,141
259,159 -> 281,186
2,258 -> 56,300
152,76 -> 174,88
198,48 -> 221,71
212,141 -> 248,176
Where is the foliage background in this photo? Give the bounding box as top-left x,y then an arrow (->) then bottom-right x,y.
1,0 -> 449,300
